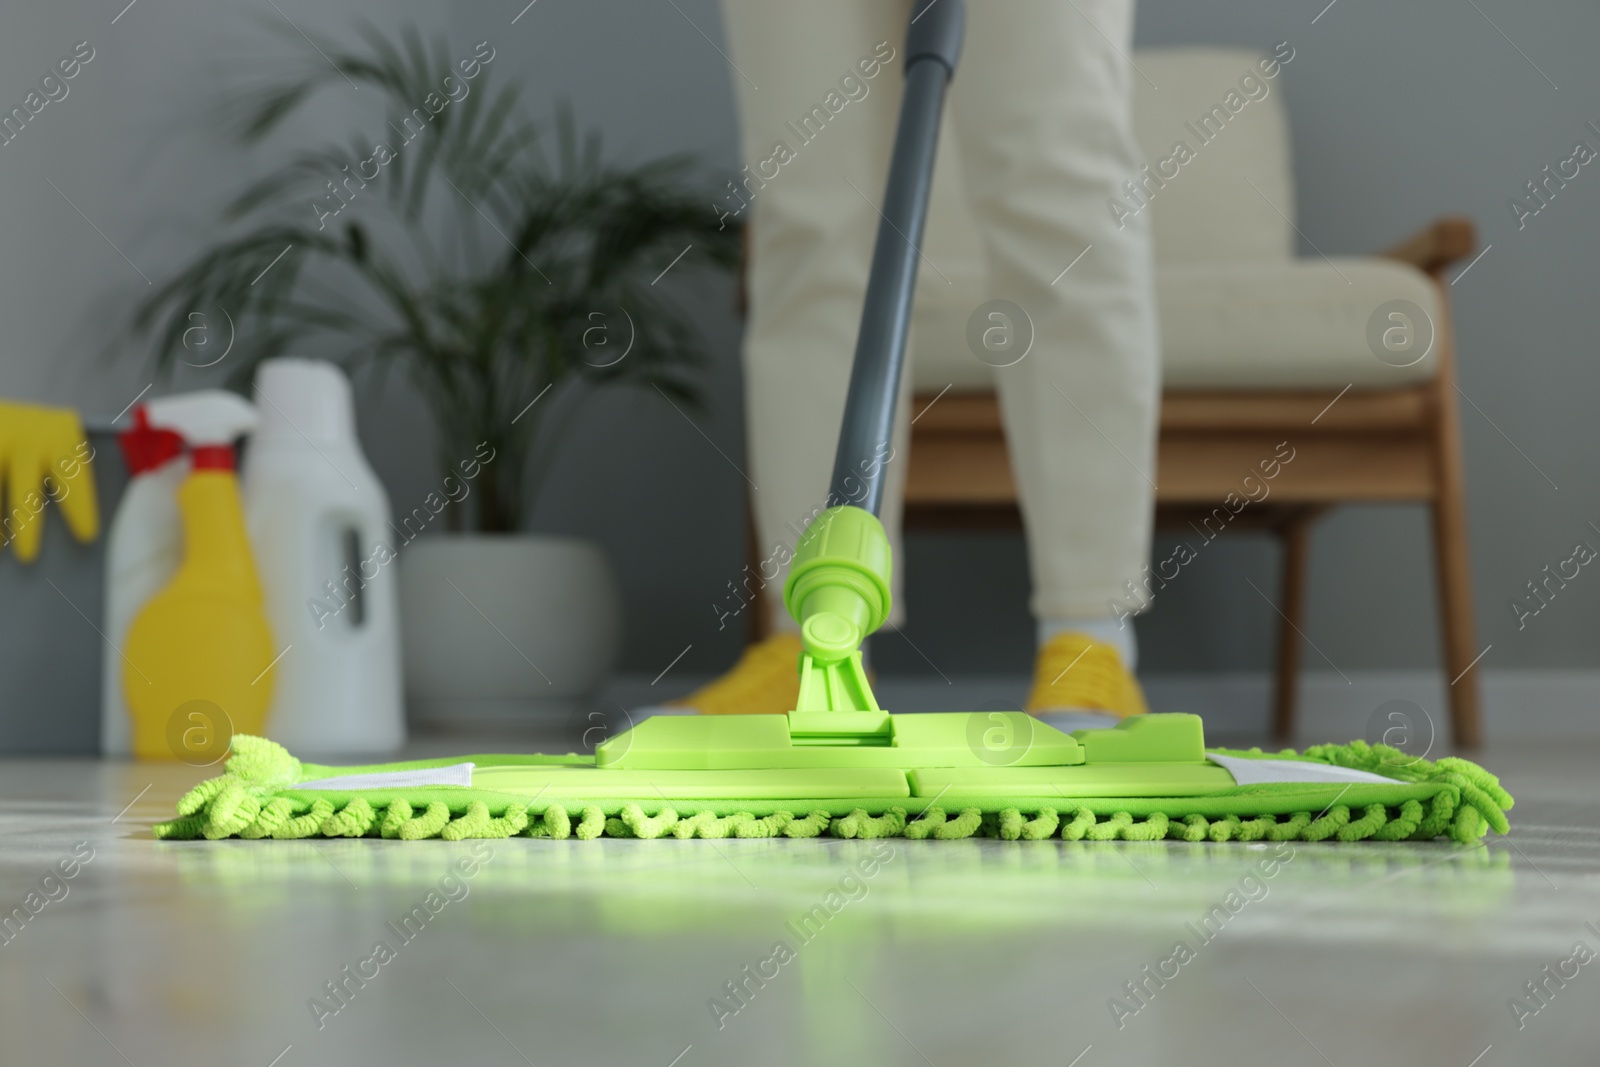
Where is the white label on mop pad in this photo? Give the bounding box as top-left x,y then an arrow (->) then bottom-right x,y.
298,763 -> 476,791
1206,753 -> 1394,786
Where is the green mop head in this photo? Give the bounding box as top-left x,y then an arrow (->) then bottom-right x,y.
153,724 -> 1511,846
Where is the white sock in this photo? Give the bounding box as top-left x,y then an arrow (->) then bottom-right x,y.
1038,616 -> 1138,671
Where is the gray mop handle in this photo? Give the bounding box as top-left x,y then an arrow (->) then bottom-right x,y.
825,0 -> 965,516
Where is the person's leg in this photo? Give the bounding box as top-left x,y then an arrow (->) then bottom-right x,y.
946,0 -> 1160,711
678,1 -> 912,713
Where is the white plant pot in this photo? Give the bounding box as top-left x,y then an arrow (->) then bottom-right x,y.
399,535 -> 621,728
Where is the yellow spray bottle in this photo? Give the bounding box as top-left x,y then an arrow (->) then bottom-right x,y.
122,395 -> 277,761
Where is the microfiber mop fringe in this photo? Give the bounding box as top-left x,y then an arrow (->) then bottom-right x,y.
152,736 -> 1512,846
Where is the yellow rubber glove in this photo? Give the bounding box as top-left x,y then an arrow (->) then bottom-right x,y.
0,400 -> 100,563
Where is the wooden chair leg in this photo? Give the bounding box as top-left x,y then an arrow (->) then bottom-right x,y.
1272,515 -> 1312,742
1428,297 -> 1485,748
1432,491 -> 1483,747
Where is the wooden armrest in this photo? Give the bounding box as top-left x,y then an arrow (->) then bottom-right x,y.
1380,215 -> 1476,278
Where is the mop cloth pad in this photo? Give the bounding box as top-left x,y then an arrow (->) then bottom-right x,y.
153,735 -> 1512,845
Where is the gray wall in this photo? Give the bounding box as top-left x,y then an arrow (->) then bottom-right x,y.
2,0 -> 1595,751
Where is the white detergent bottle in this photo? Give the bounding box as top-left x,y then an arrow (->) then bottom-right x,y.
243,358 -> 404,754
101,392 -> 259,756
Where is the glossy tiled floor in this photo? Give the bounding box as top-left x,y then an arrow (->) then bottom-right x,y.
2,732 -> 1596,1066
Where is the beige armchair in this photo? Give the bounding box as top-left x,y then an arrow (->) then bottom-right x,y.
895,48 -> 1483,744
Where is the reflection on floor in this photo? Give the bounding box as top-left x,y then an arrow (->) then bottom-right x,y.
1,731 -> 1594,1066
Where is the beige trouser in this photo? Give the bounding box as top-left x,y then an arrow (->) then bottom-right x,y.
721,0 -> 1159,628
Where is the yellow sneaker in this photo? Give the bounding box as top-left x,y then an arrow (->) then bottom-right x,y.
668,633 -> 803,715
1024,632 -> 1148,718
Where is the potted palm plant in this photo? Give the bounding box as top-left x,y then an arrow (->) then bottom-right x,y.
132,26 -> 738,725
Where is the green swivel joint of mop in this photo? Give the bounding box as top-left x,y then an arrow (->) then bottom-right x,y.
783,506 -> 891,717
